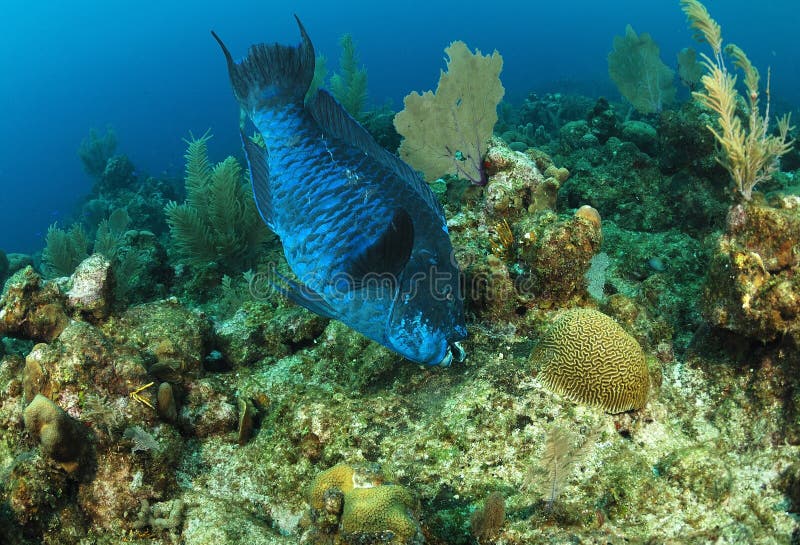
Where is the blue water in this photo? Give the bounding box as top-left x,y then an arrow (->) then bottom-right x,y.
1,0 -> 797,255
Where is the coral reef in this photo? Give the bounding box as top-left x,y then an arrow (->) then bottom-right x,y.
2,16 -> 800,542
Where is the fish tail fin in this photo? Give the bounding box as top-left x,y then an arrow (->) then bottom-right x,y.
211,16 -> 314,109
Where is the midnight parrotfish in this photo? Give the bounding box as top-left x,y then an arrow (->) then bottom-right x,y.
211,18 -> 467,366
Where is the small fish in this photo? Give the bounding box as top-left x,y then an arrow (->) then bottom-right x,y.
211,18 -> 467,366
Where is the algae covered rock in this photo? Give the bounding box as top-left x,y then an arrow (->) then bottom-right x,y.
0,266 -> 69,343
66,253 -> 114,321
179,377 -> 237,438
215,302 -> 327,368
703,200 -> 800,345
113,299 -> 210,381
516,210 -> 603,304
482,139 -> 558,223
23,321 -> 120,407
3,450 -> 74,528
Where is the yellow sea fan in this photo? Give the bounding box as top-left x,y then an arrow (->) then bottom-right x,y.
394,41 -> 504,185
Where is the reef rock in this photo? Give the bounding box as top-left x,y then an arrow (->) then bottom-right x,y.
703,199 -> 800,345
67,254 -> 115,321
483,139 -> 559,223
0,266 -> 69,343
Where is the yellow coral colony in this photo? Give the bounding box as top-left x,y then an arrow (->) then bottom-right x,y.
530,309 -> 649,413
680,0 -> 794,201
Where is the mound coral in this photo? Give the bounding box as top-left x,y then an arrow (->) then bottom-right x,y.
531,308 -> 650,413
23,394 -> 87,473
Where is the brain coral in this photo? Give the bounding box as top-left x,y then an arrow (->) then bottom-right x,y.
306,463 -> 422,545
531,308 -> 649,413
340,485 -> 420,544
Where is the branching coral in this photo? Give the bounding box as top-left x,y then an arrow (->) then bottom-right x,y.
681,0 -> 794,200
164,133 -> 269,271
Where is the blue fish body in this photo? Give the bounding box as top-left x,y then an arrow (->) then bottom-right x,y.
212,19 -> 467,366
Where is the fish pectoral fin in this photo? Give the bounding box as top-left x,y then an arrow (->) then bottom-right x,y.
241,129 -> 274,229
272,273 -> 339,320
346,207 -> 414,290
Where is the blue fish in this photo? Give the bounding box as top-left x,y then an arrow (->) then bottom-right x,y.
211,18 -> 467,366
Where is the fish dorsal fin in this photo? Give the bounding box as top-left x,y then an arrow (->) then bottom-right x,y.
345,208 -> 414,291
241,130 -> 274,229
306,90 -> 445,222
272,272 -> 339,320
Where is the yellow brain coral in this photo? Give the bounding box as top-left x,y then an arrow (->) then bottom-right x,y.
531,308 -> 649,413
307,463 -> 356,511
306,463 -> 422,545
340,486 -> 419,544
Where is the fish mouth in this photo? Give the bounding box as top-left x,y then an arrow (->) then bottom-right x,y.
436,341 -> 466,367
